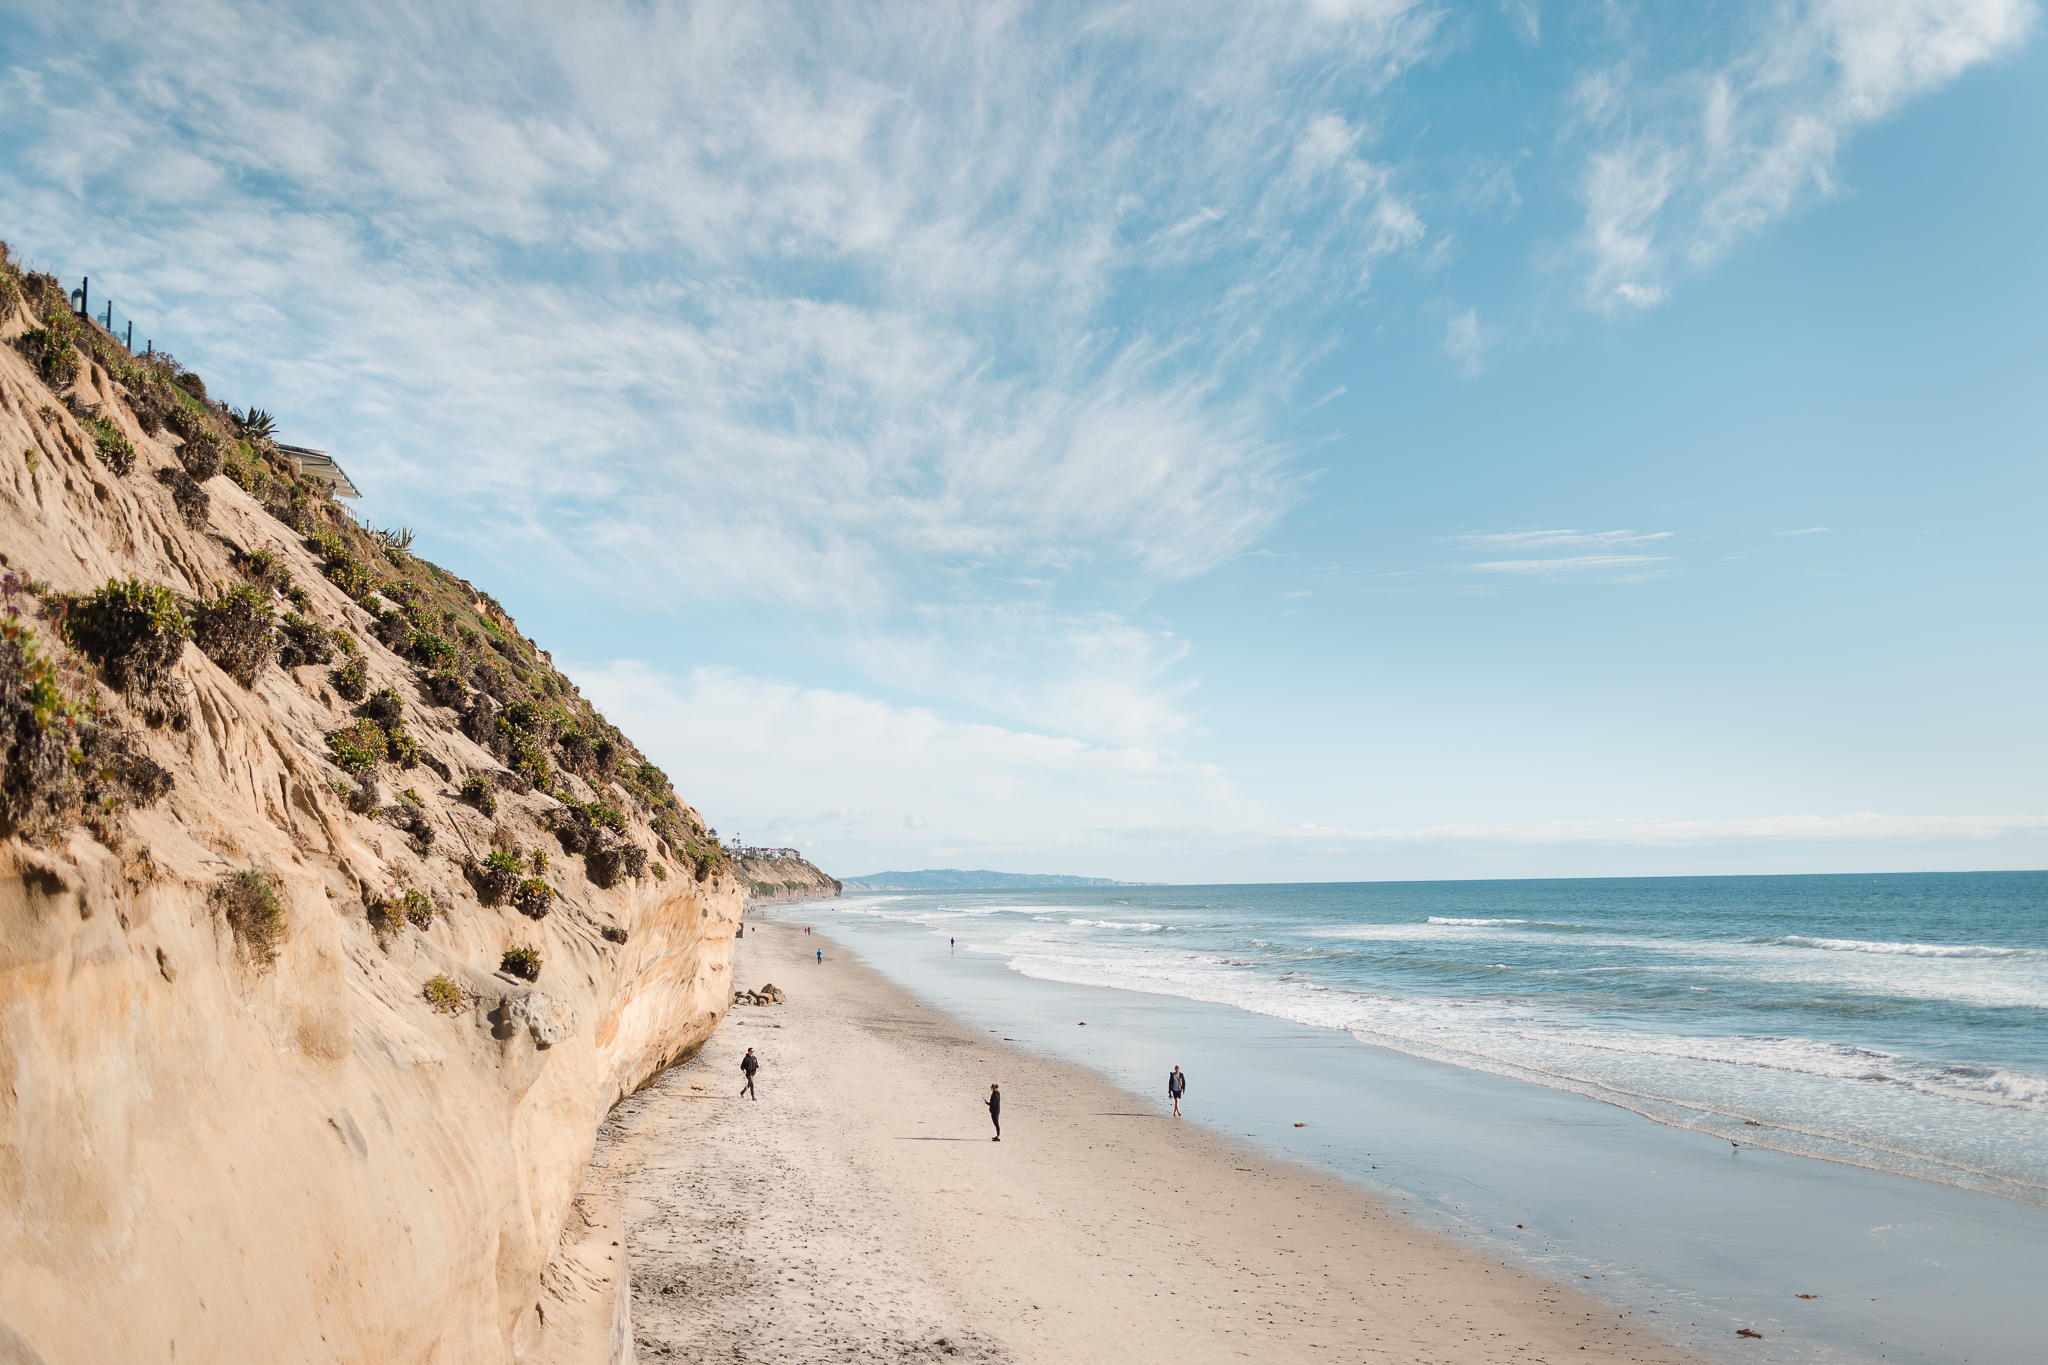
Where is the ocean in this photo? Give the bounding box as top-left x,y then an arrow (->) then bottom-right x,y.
760,871 -> 2047,1362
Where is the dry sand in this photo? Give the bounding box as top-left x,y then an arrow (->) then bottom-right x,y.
580,922 -> 1702,1364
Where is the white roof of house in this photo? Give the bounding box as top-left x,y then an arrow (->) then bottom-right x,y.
277,443 -> 362,499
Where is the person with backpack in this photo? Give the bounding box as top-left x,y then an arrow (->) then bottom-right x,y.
1168,1065 -> 1187,1117
740,1047 -> 760,1100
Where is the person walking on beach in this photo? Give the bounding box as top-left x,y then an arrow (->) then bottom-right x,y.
739,1048 -> 759,1100
816,948 -> 823,964
1168,1065 -> 1187,1117
985,1083 -> 1001,1141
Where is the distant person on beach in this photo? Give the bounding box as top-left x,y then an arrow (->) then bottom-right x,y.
985,1083 -> 1001,1141
740,1048 -> 759,1100
816,949 -> 823,964
1168,1066 -> 1187,1117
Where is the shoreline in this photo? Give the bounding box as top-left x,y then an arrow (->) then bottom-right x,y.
777,892 -> 2048,1365
582,919 -> 1698,1363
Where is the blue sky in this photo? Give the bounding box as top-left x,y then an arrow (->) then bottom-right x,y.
5,0 -> 2042,881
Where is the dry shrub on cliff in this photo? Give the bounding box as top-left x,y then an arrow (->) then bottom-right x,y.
369,888 -> 436,944
154,467 -> 211,530
213,869 -> 286,967
176,429 -> 224,482
585,839 -> 648,890
421,667 -> 465,708
358,687 -> 405,729
62,577 -> 189,697
500,946 -> 542,980
422,973 -> 462,1013
0,609 -> 169,842
128,382 -> 175,436
331,655 -> 369,703
377,800 -> 435,853
192,585 -> 275,688
275,613 -> 335,669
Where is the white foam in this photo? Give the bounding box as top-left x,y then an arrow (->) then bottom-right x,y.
1775,936 -> 2034,960
1427,916 -> 1530,926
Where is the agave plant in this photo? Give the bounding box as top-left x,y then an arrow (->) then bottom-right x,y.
234,407 -> 277,442
372,526 -> 417,551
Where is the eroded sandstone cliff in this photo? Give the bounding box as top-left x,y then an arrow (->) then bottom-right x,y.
734,849 -> 842,907
0,255 -> 740,1364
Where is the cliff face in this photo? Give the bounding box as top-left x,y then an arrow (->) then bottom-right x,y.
0,263 -> 739,1363
734,851 -> 841,907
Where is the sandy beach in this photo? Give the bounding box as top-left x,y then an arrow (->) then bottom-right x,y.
580,921 -> 1699,1364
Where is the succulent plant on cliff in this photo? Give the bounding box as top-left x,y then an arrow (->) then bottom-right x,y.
14,320 -> 80,390
325,718 -> 386,776
233,407 -> 277,443
212,869 -> 286,968
382,723 -> 420,769
459,772 -> 497,816
470,850 -> 522,906
84,415 -> 137,476
366,895 -> 404,943
500,945 -> 543,980
192,584 -> 275,688
400,888 -> 435,928
62,577 -> 190,697
2,611 -> 165,841
407,629 -> 458,670
512,877 -> 553,919
331,654 -> 370,703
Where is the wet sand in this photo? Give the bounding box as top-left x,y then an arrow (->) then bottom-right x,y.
580,922 -> 1699,1364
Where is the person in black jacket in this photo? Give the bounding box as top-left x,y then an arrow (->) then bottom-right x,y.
1168,1065 -> 1187,1117
740,1048 -> 759,1100
985,1083 -> 1001,1141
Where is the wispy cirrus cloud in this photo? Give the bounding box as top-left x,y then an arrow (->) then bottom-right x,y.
1446,528 -> 1676,550
1468,555 -> 1672,578
1,0 -> 1446,748
1568,0 -> 2036,310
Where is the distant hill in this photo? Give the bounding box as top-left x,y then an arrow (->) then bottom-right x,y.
839,869 -> 1143,892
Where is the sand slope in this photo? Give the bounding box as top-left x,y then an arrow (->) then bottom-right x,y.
583,923 -> 1699,1364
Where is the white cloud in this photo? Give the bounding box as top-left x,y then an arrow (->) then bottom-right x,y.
573,660 -> 2048,881
1500,0 -> 1543,46
1441,304 -> 1486,376
1448,528 -> 1675,549
570,661 -> 1267,876
1569,0 -> 2035,309
0,0 -> 1449,750
1778,526 -> 1831,535
1469,554 -> 1671,576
